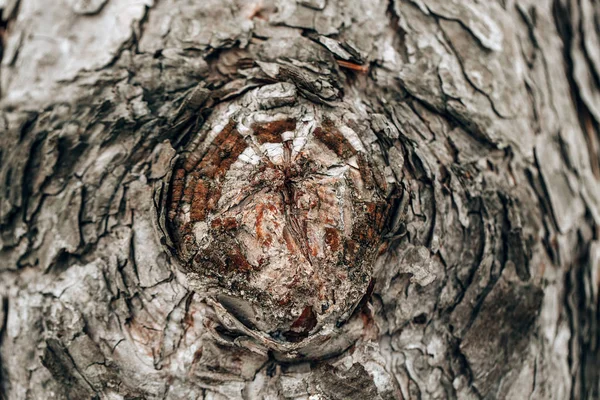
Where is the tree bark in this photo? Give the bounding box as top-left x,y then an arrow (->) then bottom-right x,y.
0,0 -> 599,399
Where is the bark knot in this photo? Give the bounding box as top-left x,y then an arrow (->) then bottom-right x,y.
163,104 -> 395,344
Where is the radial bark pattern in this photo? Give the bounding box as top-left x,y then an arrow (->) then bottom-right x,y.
0,0 -> 599,399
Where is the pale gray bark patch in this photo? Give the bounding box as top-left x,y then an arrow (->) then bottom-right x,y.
0,0 -> 598,399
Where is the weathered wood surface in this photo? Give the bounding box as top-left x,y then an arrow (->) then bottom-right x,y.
0,0 -> 598,399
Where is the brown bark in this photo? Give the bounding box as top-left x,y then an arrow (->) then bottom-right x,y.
0,0 -> 599,399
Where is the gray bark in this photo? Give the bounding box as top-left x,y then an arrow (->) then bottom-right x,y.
0,0 -> 599,399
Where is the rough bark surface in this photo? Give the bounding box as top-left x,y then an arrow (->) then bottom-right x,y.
0,0 -> 599,399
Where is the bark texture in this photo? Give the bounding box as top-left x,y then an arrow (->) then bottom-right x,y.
0,0 -> 599,399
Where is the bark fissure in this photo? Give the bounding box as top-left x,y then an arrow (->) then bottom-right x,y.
0,0 -> 598,398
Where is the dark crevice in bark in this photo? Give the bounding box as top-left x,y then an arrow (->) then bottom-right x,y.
412,6 -> 494,53
0,10 -> 6,68
575,0 -> 600,89
436,21 -> 509,121
525,168 -> 560,265
45,250 -> 81,276
564,260 -> 578,400
21,132 -> 47,221
442,200 -> 485,315
128,213 -> 141,285
565,239 -> 600,400
0,297 -> 8,400
0,0 -> 22,97
409,89 -> 499,152
553,0 -> 600,180
533,149 -> 563,240
553,2 -> 600,397
133,4 -> 154,55
41,339 -> 97,400
96,5 -> 153,71
386,0 -> 410,64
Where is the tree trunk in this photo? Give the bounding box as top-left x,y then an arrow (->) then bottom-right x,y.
0,0 -> 598,399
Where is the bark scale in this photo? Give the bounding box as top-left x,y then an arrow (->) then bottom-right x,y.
0,0 -> 599,399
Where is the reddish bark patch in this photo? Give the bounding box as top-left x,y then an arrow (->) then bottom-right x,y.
357,153 -> 375,190
194,243 -> 255,274
197,122 -> 247,179
210,217 -> 239,231
256,204 -> 274,247
181,174 -> 198,204
192,348 -> 203,365
310,245 -> 318,257
252,118 -> 297,144
190,179 -> 209,222
183,121 -> 248,222
344,239 -> 360,261
324,227 -> 341,252
183,120 -> 232,172
282,226 -> 299,254
205,184 -> 223,214
356,202 -> 387,242
226,246 -> 254,273
283,306 -> 317,342
313,119 -> 357,159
